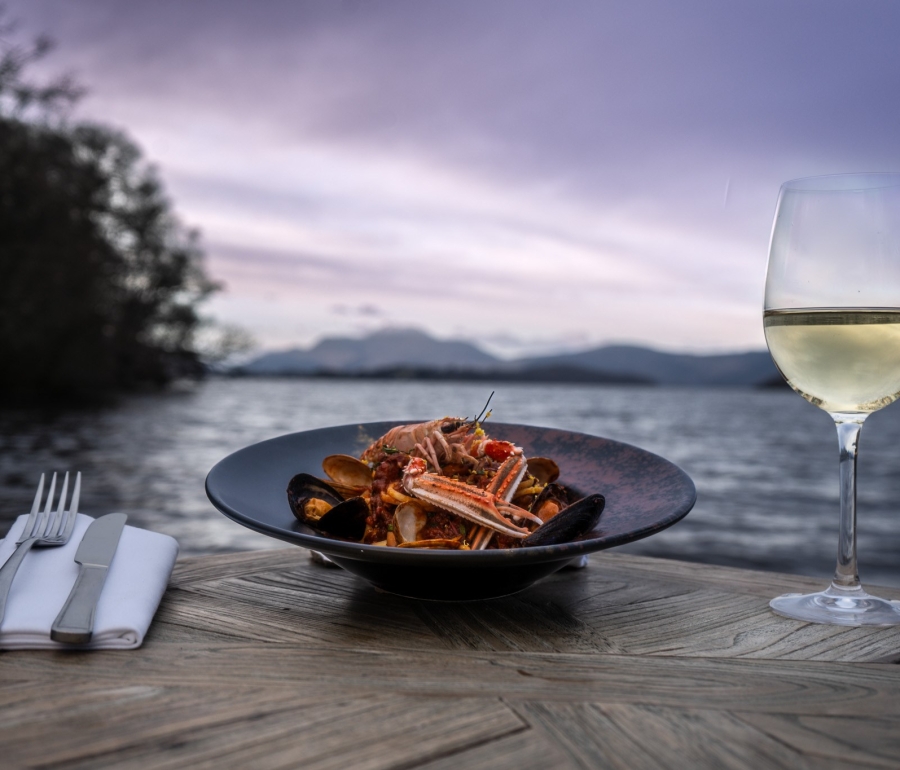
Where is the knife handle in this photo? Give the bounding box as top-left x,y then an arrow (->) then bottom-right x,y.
51,565 -> 109,644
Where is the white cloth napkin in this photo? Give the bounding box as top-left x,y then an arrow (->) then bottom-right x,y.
0,513 -> 178,650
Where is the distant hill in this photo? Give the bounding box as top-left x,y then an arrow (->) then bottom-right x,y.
517,344 -> 780,386
237,329 -> 780,387
245,328 -> 498,375
309,364 -> 651,385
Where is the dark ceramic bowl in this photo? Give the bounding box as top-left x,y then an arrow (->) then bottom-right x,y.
206,421 -> 696,601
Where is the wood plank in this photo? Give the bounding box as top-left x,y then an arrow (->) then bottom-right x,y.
169,549 -> 305,587
532,557 -> 900,662
409,593 -> 611,654
4,645 -> 900,717
172,563 -> 608,654
417,725 -> 574,770
567,583 -> 900,662
517,702 -> 859,770
161,556 -> 900,662
7,677 -> 891,770
21,694 -> 526,770
166,569 -> 438,647
141,609 -> 245,645
1,684 -> 326,766
736,711 -> 900,770
577,553 -> 900,601
155,585 -> 429,646
171,548 -> 900,601
170,549 -> 900,606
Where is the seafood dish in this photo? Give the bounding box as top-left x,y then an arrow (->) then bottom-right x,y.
287,411 -> 605,550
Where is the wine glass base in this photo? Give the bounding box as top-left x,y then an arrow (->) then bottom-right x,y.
770,585 -> 900,626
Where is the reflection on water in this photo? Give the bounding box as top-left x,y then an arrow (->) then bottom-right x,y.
2,378 -> 899,586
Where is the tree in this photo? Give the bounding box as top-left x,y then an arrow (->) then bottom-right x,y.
0,21 -> 221,403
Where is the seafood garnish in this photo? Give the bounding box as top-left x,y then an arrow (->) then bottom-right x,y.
402,457 -> 537,538
287,408 -> 604,550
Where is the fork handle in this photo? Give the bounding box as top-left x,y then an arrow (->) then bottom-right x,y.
0,537 -> 39,626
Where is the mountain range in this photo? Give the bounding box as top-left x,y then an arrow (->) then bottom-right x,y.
236,329 -> 781,387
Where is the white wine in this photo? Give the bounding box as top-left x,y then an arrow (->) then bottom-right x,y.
764,308 -> 900,413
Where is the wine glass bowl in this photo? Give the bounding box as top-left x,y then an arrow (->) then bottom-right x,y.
764,173 -> 900,625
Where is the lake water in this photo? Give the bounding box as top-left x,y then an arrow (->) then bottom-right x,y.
2,377 -> 900,587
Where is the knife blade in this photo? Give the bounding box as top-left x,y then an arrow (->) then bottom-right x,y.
51,513 -> 127,644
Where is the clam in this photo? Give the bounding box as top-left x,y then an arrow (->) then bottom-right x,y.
392,501 -> 428,544
526,457 -> 560,485
287,473 -> 369,541
520,493 -> 605,547
322,454 -> 374,496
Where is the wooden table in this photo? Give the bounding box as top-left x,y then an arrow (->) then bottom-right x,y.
3,550 -> 900,769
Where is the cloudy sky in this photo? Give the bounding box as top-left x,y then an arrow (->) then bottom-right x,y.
8,0 -> 900,356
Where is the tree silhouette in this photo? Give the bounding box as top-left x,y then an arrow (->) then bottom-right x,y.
0,21 -> 220,404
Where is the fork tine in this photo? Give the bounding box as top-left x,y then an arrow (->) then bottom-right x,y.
45,471 -> 69,537
69,472 -> 81,516
39,472 -> 57,538
22,474 -> 45,537
60,472 -> 81,542
50,472 -> 70,537
28,474 -> 52,538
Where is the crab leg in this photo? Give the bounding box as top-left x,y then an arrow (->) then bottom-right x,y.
402,457 -> 539,539
489,454 -> 528,500
472,454 -> 528,549
433,430 -> 454,461
469,527 -> 489,549
414,438 -> 443,472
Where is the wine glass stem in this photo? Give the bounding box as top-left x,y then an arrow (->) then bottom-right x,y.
831,416 -> 866,591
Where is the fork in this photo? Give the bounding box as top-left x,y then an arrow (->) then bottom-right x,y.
0,472 -> 81,626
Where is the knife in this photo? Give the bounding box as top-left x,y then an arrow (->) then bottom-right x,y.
51,513 -> 127,644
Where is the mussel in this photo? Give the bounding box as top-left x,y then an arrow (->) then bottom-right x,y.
287,473 -> 369,541
520,493 -> 605,547
531,482 -> 571,523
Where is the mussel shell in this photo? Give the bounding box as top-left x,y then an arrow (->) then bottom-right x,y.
531,482 -> 571,522
314,498 -> 369,541
520,493 -> 605,547
287,473 -> 343,508
287,473 -> 369,541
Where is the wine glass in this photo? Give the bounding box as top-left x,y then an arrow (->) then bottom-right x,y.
764,172 -> 900,625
